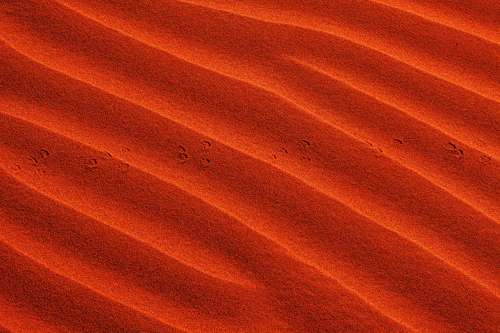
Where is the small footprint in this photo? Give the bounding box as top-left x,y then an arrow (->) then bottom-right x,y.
393,137 -> 418,145
24,149 -> 51,175
39,149 -> 50,157
200,157 -> 211,169
118,161 -> 130,173
176,145 -> 190,163
202,140 -> 212,150
298,139 -> 311,148
446,142 -> 464,159
28,156 -> 38,165
10,164 -> 22,172
365,141 -> 383,156
178,152 -> 189,163
479,155 -> 492,164
84,158 -> 98,170
30,149 -> 50,164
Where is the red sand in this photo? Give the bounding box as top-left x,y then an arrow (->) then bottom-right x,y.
0,1 -> 499,332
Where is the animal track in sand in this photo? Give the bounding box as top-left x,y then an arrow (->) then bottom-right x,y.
28,148 -> 50,165
39,149 -> 50,158
175,143 -> 214,168
28,156 -> 38,165
25,148 -> 52,175
446,142 -> 464,159
177,145 -> 190,163
365,141 -> 384,157
79,150 -> 129,173
83,158 -> 99,170
178,152 -> 189,163
200,157 -> 211,169
297,140 -> 313,162
270,147 -> 288,160
479,155 -> 492,164
202,140 -> 212,150
298,139 -> 311,148
272,142 -> 314,162
1,1 -> 499,331
393,137 -> 418,145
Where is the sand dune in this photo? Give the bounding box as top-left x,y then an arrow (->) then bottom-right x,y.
0,1 -> 499,332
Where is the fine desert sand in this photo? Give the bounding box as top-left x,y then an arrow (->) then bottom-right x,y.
0,1 -> 499,332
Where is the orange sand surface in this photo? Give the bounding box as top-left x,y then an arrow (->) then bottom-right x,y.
0,1 -> 499,332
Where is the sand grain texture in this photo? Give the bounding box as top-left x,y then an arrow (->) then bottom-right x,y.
0,1 -> 499,332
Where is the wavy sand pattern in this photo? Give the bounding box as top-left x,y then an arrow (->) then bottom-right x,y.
0,1 -> 499,332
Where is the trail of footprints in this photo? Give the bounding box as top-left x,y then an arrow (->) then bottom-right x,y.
81,151 -> 129,173
24,148 -> 51,175
271,139 -> 314,162
446,142 -> 464,159
7,136 -> 494,179
177,140 -> 213,169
